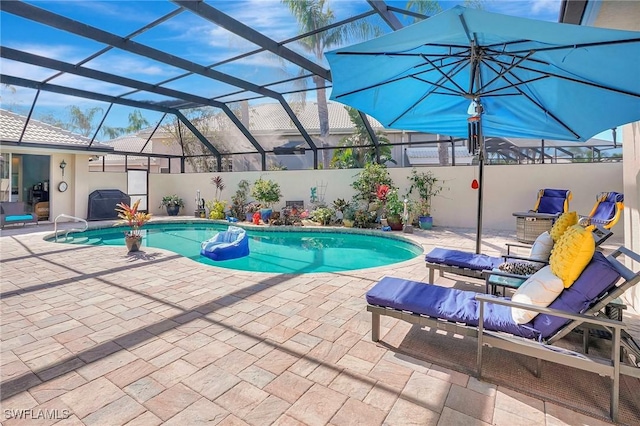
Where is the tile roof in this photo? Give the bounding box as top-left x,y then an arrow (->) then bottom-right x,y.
0,109 -> 113,151
104,134 -> 153,154
406,147 -> 475,159
247,102 -> 384,132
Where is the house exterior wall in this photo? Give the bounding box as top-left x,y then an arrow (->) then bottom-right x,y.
622,122 -> 640,309
593,0 -> 640,315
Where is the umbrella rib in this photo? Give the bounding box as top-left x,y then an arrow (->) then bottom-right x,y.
420,54 -> 467,94
490,58 -> 640,99
484,61 -> 581,139
333,57 -> 468,101
480,75 -> 549,97
334,42 -> 471,57
388,91 -> 434,128
506,37 -> 640,55
388,60 -> 470,128
478,51 -> 537,94
332,74 -> 413,100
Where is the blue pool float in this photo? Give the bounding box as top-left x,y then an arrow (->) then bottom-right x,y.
200,226 -> 250,261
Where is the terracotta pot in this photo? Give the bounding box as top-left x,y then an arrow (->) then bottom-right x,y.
125,236 -> 142,252
386,215 -> 403,231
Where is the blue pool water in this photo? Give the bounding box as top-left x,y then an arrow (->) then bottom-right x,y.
51,222 -> 423,273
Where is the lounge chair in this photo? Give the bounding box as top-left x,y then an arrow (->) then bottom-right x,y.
513,188 -> 572,243
424,223 -> 612,285
0,201 -> 38,228
581,191 -> 624,230
366,246 -> 640,422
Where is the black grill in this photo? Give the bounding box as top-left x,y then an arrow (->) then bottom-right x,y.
87,190 -> 130,221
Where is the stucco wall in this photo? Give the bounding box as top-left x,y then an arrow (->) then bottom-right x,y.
623,122 -> 640,309
144,162 -> 623,233
594,0 -> 640,314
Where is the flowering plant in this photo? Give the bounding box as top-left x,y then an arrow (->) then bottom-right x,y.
115,199 -> 152,239
376,184 -> 390,202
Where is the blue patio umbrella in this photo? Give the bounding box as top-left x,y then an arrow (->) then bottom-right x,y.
326,6 -> 640,252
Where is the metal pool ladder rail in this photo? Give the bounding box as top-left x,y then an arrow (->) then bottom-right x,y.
54,214 -> 88,242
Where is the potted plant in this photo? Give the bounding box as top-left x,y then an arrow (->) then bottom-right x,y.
408,169 -> 443,230
251,177 -> 282,222
159,195 -> 184,216
206,200 -> 226,220
244,202 -> 261,222
115,199 -> 152,252
342,205 -> 356,228
230,179 -> 250,221
383,190 -> 404,231
332,198 -> 350,222
310,207 -> 334,226
351,163 -> 395,208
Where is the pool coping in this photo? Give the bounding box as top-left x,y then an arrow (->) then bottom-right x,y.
43,218 -> 426,274
44,218 -> 425,252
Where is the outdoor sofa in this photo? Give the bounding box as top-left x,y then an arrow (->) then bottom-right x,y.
0,201 -> 38,229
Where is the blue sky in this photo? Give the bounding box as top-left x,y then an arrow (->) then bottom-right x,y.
6,1 -> 620,142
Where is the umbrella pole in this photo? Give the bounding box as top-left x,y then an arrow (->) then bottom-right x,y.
475,137 -> 485,254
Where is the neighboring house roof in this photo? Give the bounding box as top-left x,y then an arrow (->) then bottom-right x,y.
96,154 -> 158,165
248,102 -> 384,132
406,147 -> 475,165
491,136 -> 617,148
0,109 -> 113,152
104,134 -> 153,154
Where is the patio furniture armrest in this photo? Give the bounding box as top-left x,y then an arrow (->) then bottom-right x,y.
505,242 -> 532,255
476,294 -> 626,328
502,254 -> 548,264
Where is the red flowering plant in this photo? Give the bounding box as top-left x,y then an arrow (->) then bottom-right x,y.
115,199 -> 152,239
376,184 -> 391,218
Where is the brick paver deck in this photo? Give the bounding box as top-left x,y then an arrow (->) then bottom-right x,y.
1,220 -> 637,425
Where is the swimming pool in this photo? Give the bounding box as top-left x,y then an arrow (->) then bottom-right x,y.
50,222 -> 423,273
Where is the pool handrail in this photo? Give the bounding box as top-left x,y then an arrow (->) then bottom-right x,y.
54,214 -> 88,242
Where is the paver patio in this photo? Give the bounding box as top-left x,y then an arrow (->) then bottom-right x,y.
1,220 -> 638,425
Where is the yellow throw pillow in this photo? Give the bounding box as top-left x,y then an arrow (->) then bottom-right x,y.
549,211 -> 578,242
550,224 -> 595,288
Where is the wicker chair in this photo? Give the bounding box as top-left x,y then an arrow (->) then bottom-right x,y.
512,188 -> 572,243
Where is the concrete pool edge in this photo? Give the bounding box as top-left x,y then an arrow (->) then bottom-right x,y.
42,218 -> 426,274
44,218 -> 425,253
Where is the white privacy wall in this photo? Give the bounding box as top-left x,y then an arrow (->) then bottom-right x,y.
145,162 -> 623,234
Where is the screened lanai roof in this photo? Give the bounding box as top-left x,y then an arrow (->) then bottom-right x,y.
0,0 -> 566,170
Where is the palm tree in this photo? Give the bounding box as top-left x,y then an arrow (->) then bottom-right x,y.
282,0 -> 381,168
331,107 -> 395,169
406,0 -> 483,18
102,110 -> 151,139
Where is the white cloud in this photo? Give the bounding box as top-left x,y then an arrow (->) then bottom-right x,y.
486,0 -> 562,21
530,0 -> 563,16
5,42 -> 89,63
85,54 -> 174,77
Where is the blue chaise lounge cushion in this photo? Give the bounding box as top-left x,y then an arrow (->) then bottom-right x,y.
425,248 -> 502,271
6,215 -> 36,222
533,251 -> 621,338
366,277 -> 539,339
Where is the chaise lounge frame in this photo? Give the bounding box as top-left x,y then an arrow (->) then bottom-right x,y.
425,225 -> 613,284
368,246 -> 640,422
